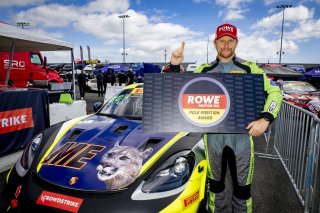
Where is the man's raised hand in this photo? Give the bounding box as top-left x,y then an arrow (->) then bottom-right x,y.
170,41 -> 185,65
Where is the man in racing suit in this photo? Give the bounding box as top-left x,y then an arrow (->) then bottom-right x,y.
169,24 -> 283,212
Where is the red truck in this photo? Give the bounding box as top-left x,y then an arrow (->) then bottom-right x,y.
0,51 -> 63,88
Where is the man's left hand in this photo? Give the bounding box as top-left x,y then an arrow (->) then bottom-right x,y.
246,118 -> 270,137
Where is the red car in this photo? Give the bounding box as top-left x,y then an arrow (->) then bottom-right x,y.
306,99 -> 320,118
281,81 -> 319,109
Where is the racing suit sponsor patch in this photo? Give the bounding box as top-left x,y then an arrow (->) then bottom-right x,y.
268,101 -> 277,113
270,80 -> 277,86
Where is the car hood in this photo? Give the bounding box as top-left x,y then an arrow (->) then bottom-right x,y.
36,114 -> 182,191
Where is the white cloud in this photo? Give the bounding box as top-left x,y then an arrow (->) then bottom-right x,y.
215,0 -> 252,20
236,32 -> 299,63
286,19 -> 320,40
71,9 -> 201,62
14,0 -> 130,28
224,8 -> 249,20
264,0 -> 277,5
148,8 -> 178,23
14,4 -> 80,27
255,5 -> 313,28
0,0 -> 44,7
85,0 -> 129,14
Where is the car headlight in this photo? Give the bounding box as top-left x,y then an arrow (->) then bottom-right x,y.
19,133 -> 43,173
142,152 -> 194,193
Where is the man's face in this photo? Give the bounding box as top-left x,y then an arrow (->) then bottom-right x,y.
214,36 -> 238,61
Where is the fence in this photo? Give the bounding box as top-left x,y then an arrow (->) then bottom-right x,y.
274,101 -> 320,213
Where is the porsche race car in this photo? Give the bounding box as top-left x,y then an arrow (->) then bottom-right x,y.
2,83 -> 207,213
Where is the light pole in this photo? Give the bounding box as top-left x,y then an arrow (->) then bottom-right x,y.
164,49 -> 167,63
118,15 -> 130,64
17,22 -> 30,29
276,4 -> 292,64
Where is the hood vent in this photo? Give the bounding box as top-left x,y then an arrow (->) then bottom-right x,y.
113,125 -> 128,133
141,138 -> 163,150
68,129 -> 83,141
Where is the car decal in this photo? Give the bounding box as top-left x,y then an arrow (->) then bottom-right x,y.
37,115 -> 91,172
131,88 -> 143,94
182,190 -> 200,208
42,142 -> 105,170
36,191 -> 83,213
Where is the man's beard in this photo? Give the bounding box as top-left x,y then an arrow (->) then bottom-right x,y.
218,49 -> 235,60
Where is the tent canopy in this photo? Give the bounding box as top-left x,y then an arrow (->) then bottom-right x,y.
0,22 -> 73,51
0,22 -> 74,93
262,66 -> 303,78
99,64 -> 128,73
305,67 -> 320,78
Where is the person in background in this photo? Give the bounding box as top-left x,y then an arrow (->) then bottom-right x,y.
126,69 -> 134,85
117,69 -> 127,86
110,69 -> 116,86
103,70 -> 109,93
169,23 -> 283,212
96,70 -> 104,97
135,73 -> 143,83
77,68 -> 87,100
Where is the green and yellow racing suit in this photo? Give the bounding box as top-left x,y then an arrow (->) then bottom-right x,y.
193,56 -> 283,213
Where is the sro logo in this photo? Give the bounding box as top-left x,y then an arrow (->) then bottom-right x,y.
4,60 -> 26,68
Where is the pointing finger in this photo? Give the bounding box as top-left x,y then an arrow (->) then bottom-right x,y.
179,41 -> 185,53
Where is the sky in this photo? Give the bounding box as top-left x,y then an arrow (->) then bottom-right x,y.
1,0 -> 320,65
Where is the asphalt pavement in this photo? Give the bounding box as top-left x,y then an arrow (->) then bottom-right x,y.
0,88 -> 303,212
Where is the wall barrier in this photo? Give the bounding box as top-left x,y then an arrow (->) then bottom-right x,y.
49,100 -> 87,126
274,101 -> 320,213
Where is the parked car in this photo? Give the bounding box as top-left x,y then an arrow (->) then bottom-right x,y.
87,78 -> 98,91
84,64 -> 95,79
306,98 -> 320,118
281,81 -> 319,109
2,83 -> 207,213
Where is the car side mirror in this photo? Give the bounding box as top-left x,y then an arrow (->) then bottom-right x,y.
43,56 -> 47,69
93,102 -> 103,112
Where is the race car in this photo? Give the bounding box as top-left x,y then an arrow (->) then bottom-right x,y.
2,83 -> 207,213
281,81 -> 319,109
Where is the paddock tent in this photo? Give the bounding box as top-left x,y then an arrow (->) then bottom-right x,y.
305,67 -> 320,89
261,65 -> 303,79
0,22 -> 73,51
305,67 -> 320,78
0,22 -> 74,94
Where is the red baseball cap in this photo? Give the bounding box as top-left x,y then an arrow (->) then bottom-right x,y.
215,23 -> 238,40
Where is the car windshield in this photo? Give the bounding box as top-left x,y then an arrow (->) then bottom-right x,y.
99,86 -> 143,120
283,83 -> 317,93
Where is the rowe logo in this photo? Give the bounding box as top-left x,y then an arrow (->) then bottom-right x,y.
178,77 -> 230,127
184,95 -> 226,108
219,25 -> 234,32
0,108 -> 34,134
36,191 -> 83,213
